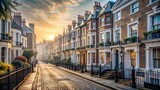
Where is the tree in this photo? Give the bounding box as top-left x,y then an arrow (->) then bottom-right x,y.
22,49 -> 35,63
0,0 -> 19,20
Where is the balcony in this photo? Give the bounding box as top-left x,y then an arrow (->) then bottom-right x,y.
143,29 -> 160,40
0,33 -> 12,41
77,46 -> 85,50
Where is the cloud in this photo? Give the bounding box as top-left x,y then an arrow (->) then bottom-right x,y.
16,0 -> 87,42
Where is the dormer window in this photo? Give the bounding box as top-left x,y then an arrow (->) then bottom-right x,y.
130,2 -> 139,14
114,11 -> 121,22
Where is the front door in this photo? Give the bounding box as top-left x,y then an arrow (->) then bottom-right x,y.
115,50 -> 119,69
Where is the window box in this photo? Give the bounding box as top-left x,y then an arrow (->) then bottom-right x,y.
143,29 -> 160,39
124,36 -> 138,44
98,42 -> 104,47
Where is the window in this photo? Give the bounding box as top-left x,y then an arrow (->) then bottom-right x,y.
100,52 -> 104,64
100,33 -> 104,42
150,0 -> 158,3
92,35 -> 95,45
106,32 -> 110,42
2,20 -> 5,33
129,24 -> 138,37
106,52 -> 110,64
16,50 -> 19,57
131,2 -> 139,14
114,29 -> 120,42
153,48 -> 160,68
8,22 -> 10,32
101,18 -> 105,26
106,17 -> 111,24
88,36 -> 90,45
88,53 -> 90,64
151,14 -> 160,30
115,11 -> 121,21
92,53 -> 95,63
92,22 -> 96,29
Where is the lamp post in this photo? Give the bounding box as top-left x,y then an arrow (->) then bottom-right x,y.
120,50 -> 124,79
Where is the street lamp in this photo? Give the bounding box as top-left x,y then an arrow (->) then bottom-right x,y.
120,50 -> 124,79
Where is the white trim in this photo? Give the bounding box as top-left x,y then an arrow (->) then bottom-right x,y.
127,20 -> 139,37
147,0 -> 159,7
147,9 -> 160,31
112,0 -> 137,13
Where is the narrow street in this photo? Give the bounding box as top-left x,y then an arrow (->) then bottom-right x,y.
38,62 -> 112,90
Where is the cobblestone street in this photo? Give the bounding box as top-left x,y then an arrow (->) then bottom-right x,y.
38,62 -> 111,90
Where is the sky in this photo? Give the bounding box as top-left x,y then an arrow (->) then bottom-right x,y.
17,0 -> 116,43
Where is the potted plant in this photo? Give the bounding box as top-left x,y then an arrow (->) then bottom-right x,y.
8,36 -> 12,40
132,36 -> 137,42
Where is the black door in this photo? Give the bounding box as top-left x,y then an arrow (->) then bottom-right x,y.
115,50 -> 119,69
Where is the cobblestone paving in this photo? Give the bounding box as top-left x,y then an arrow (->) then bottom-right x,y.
39,63 -> 112,90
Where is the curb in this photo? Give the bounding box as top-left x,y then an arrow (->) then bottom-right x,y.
57,66 -> 118,90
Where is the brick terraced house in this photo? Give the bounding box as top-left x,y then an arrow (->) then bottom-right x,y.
46,0 -> 160,88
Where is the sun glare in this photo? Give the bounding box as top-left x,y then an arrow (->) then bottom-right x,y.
47,35 -> 54,40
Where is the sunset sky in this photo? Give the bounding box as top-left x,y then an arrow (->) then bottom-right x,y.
17,0 -> 115,43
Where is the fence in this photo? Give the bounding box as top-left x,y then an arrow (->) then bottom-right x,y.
0,61 -> 37,90
136,70 -> 160,89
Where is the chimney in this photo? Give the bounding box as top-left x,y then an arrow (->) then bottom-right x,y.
93,1 -> 102,12
29,23 -> 34,31
22,19 -> 26,27
77,15 -> 84,24
72,20 -> 76,28
13,13 -> 22,27
85,10 -> 91,20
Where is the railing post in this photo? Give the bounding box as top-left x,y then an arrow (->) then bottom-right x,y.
115,66 -> 118,83
98,64 -> 101,78
91,63 -> 93,76
132,66 -> 136,88
16,66 -> 18,89
7,67 -> 10,90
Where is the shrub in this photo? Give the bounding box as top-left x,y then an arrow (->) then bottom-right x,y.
0,62 -> 14,75
12,60 -> 24,68
22,49 -> 35,62
14,56 -> 27,62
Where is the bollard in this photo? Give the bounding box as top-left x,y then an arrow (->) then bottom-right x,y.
7,67 -> 10,90
132,66 -> 136,88
98,64 -> 101,78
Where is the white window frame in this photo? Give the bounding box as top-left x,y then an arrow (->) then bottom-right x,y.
114,11 -> 121,22
130,2 -> 139,15
147,10 -> 160,31
127,20 -> 139,37
105,30 -> 111,42
114,26 -> 121,42
148,0 -> 159,6
151,47 -> 160,69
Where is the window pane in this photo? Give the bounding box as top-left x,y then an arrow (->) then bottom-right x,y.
153,48 -> 160,68
106,32 -> 110,42
106,52 -> 110,64
92,53 -> 95,63
106,17 -> 111,24
100,52 -> 104,64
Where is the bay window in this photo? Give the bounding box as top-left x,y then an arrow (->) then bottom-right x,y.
92,22 -> 96,29
106,17 -> 111,24
101,18 -> 105,26
106,32 -> 110,42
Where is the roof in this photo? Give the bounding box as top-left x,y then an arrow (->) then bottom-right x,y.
80,20 -> 86,27
11,20 -> 22,30
98,1 -> 115,16
112,0 -> 131,11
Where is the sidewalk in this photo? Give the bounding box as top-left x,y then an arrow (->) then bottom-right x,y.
18,65 -> 38,90
58,66 -> 137,90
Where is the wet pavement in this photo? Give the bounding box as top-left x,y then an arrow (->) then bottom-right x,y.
38,62 -> 112,90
